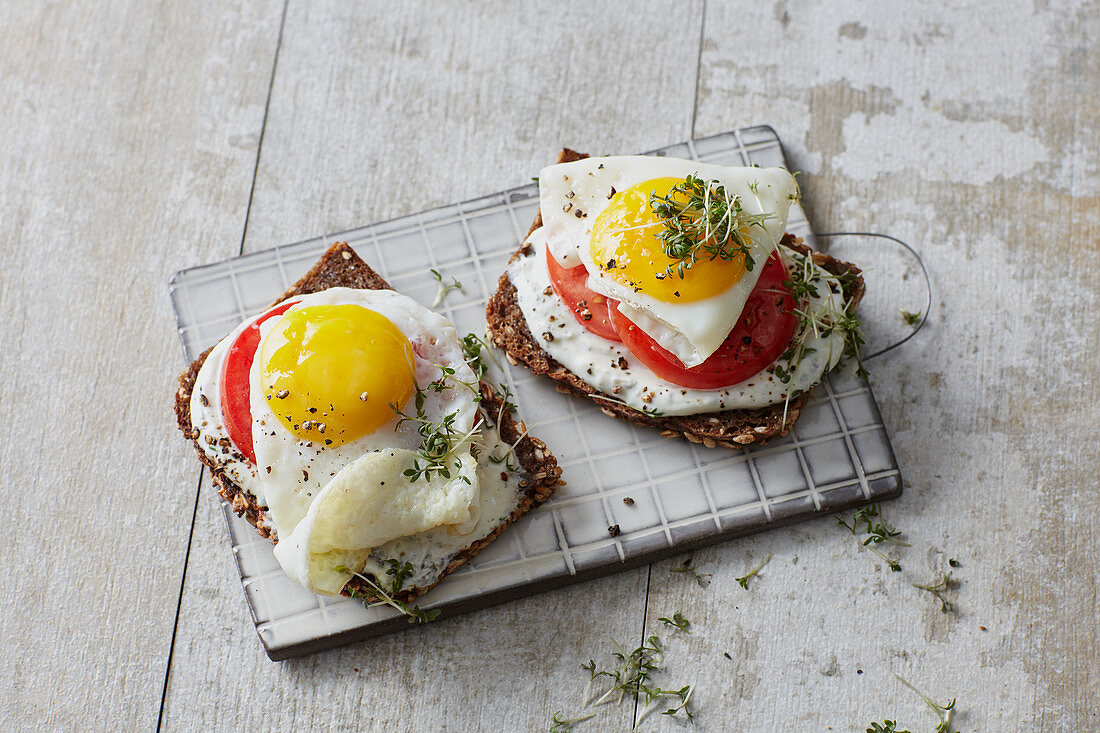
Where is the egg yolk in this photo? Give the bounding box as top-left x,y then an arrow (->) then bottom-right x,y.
589,176 -> 748,303
259,304 -> 415,446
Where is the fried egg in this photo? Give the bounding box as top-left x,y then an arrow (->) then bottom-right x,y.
248,288 -> 480,538
540,156 -> 798,367
189,287 -> 502,595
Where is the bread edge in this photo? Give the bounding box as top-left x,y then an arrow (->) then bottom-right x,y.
485,149 -> 866,448
174,241 -> 562,602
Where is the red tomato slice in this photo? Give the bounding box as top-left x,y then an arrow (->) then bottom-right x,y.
545,246 -> 621,342
607,251 -> 798,389
220,301 -> 297,464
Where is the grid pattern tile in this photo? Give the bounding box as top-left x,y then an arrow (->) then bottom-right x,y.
169,126 -> 901,659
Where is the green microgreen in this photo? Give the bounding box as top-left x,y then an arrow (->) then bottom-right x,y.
867,721 -> 910,733
428,362 -> 481,401
895,675 -> 959,733
548,710 -> 596,732
850,504 -> 907,546
735,553 -> 772,589
648,175 -> 774,279
657,611 -> 691,633
494,381 -> 517,417
486,420 -> 528,474
783,250 -> 868,377
461,332 -> 500,380
476,381 -> 518,436
913,572 -> 959,613
430,268 -> 463,308
487,447 -> 520,473
385,558 -> 413,588
337,560 -> 440,624
581,635 -> 695,726
900,309 -> 922,326
390,369 -> 481,485
457,333 -> 521,454
670,552 -> 710,587
768,246 -> 869,427
550,617 -> 698,729
837,504 -> 908,572
659,686 -> 695,721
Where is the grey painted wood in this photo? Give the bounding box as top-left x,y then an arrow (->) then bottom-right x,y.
656,1 -> 1100,730
163,479 -> 647,730
238,0 -> 704,254
5,0 -> 1097,729
0,0 -> 284,728
161,1 -> 702,730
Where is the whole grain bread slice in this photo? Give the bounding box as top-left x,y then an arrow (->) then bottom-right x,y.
175,241 -> 561,602
486,149 -> 866,448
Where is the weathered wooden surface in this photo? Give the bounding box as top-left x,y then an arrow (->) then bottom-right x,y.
0,1 -> 283,729
161,1 -> 700,730
680,2 -> 1100,729
3,0 -> 1097,730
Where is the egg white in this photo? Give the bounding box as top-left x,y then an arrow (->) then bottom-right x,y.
248,287 -> 480,539
189,287 -> 526,596
540,156 -> 799,367
508,228 -> 848,416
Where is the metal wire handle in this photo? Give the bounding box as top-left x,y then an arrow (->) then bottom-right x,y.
814,232 -> 932,361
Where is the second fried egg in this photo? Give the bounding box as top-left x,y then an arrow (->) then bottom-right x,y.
540,156 -> 799,367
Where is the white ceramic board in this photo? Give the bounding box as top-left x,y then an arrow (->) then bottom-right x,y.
168,126 -> 901,659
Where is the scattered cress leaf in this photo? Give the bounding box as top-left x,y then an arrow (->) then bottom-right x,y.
895,675 -> 960,733
867,721 -> 910,733
657,611 -> 691,633
548,710 -> 595,732
389,365 -> 482,486
837,504 -> 907,571
670,552 -> 710,587
735,553 -> 772,590
913,572 -> 959,614
430,268 -> 464,308
550,619 -> 698,728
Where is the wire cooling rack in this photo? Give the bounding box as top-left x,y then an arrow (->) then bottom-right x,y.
169,126 -> 902,659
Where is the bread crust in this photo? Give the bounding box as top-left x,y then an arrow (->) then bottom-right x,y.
485,150 -> 866,448
174,242 -> 561,601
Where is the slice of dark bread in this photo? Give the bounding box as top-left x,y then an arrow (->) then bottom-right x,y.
486,149 -> 866,448
175,241 -> 562,602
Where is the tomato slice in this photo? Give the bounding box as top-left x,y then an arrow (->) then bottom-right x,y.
607,251 -> 798,389
220,301 -> 297,464
545,246 -> 621,342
